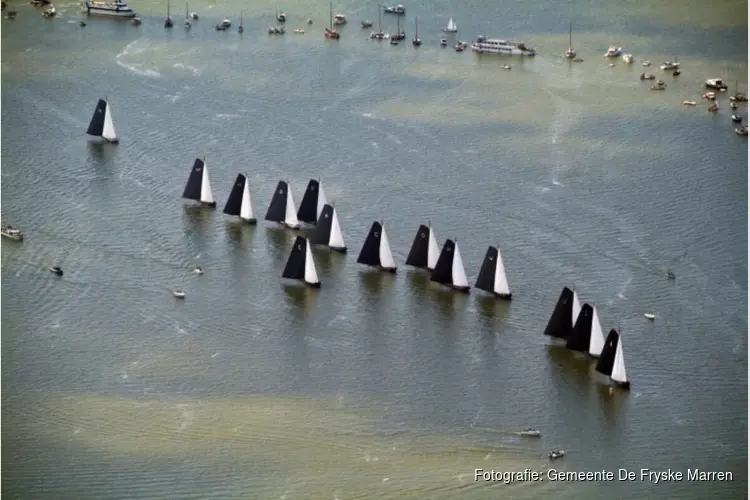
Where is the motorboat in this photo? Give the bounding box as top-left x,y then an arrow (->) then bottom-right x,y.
736,126 -> 748,136
603,46 -> 621,57
360,19 -> 372,28
173,289 -> 186,299
190,11 -> 197,19
702,91 -> 716,100
389,38 -> 398,45
440,38 -> 447,46
672,69 -> 681,76
731,101 -> 738,109
650,80 -> 666,90
470,35 -> 535,56
1,226 -> 23,241
519,429 -> 541,437
454,42 -> 465,52
370,31 -> 385,40
730,92 -> 748,102
705,78 -> 728,91
276,11 -> 285,22
660,60 -> 679,70
192,266 -> 204,275
306,18 -> 313,24
324,27 -> 339,38
333,13 -> 346,25
644,312 -> 655,320
41,6 -> 56,17
383,4 -> 404,14
268,25 -> 284,34
293,28 -> 304,33
641,61 -> 651,67
708,103 -> 719,112
732,112 -> 742,123
500,64 -> 511,70
683,100 -> 697,106
549,450 -> 565,460
49,266 -> 64,276
131,14 -> 141,24
639,72 -> 655,80
621,53 -> 634,64
218,18 -> 231,28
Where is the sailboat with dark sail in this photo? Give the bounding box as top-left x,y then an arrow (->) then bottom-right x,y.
325,1 -> 340,38
264,181 -> 301,229
356,221 -> 397,272
595,329 -> 630,389
430,239 -> 470,292
565,303 -> 605,357
473,245 -> 511,299
282,236 -> 321,288
182,158 -> 216,208
297,179 -> 328,224
311,204 -> 347,253
86,98 -> 118,143
222,173 -> 256,224
543,286 -> 582,344
405,222 -> 440,270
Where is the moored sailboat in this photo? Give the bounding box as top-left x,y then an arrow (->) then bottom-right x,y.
564,21 -> 575,59
412,16 -> 421,46
324,1 -> 340,38
164,0 -> 173,27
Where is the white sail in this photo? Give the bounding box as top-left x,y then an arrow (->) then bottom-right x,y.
303,239 -> 319,285
240,179 -> 253,221
427,227 -> 440,270
572,291 -> 582,325
284,188 -> 300,227
200,163 -> 214,204
451,242 -> 469,288
589,306 -> 605,357
317,183 -> 328,219
492,247 -> 510,295
378,224 -> 396,269
102,102 -> 117,141
611,336 -> 628,384
328,207 -> 345,249
446,18 -> 456,31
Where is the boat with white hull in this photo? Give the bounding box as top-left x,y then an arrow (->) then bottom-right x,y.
83,0 -> 136,17
471,36 -> 536,56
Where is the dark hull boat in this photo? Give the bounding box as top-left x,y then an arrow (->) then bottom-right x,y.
430,239 -> 470,292
86,98 -> 118,143
356,221 -> 397,272
264,180 -> 300,229
310,204 -> 347,253
405,222 -> 440,270
282,236 -> 321,288
595,329 -> 630,389
473,245 -> 512,299
182,158 -> 217,207
222,173 -> 256,223
543,286 -> 581,344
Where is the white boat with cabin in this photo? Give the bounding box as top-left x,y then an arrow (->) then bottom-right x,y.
603,46 -> 621,57
622,53 -> 634,64
471,35 -> 536,56
705,78 -> 728,90
83,0 -> 136,17
1,226 -> 23,241
383,4 -> 404,14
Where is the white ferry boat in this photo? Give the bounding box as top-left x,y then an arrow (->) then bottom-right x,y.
83,0 -> 136,17
470,35 -> 536,56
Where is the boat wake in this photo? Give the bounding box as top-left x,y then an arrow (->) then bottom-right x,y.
116,39 -> 161,78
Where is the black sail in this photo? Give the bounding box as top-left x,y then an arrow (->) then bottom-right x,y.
595,329 -> 619,376
311,204 -> 334,245
297,179 -> 321,223
357,221 -> 383,266
223,174 -> 246,216
430,239 -> 455,285
405,224 -> 430,268
265,181 -> 289,222
86,99 -> 107,137
543,286 -> 576,339
282,236 -> 307,281
182,159 -> 205,201
566,303 -> 593,352
474,246 -> 498,292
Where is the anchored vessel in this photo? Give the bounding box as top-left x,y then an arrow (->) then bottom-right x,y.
83,0 -> 136,17
471,36 -> 536,55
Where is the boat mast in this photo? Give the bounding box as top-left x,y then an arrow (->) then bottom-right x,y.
569,22 -> 572,48
167,0 -> 170,17
415,16 -> 417,38
185,1 -> 188,19
329,0 -> 332,30
377,3 -> 381,32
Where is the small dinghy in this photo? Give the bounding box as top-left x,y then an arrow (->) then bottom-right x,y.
641,61 -> 651,67
683,100 -> 697,106
640,72 -> 655,80
440,38 -> 447,46
732,113 -> 742,123
549,450 -> 565,460
49,266 -> 63,276
736,126 -> 748,136
644,312 -> 655,320
191,267 -> 203,275
1,226 -> 24,241
500,64 -> 511,70
173,289 -> 186,299
518,429 -> 541,437
672,69 -> 681,76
